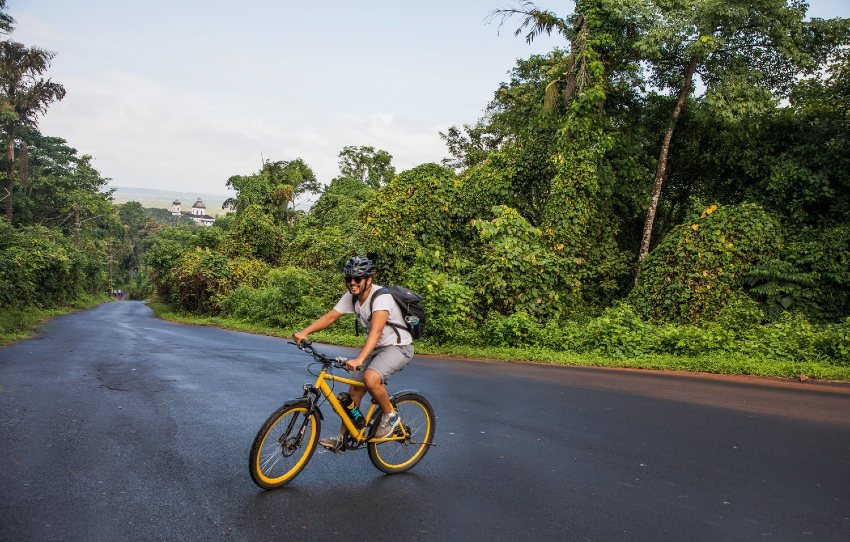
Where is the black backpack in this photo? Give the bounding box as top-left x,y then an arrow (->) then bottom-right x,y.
353,285 -> 425,342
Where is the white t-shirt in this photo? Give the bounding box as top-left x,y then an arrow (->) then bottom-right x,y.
333,285 -> 413,347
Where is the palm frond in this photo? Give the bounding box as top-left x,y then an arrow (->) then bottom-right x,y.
487,2 -> 569,44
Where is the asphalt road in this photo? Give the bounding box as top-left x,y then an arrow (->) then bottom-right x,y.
1,301 -> 849,541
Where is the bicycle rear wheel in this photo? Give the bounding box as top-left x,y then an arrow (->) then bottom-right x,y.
249,401 -> 320,489
367,392 -> 435,474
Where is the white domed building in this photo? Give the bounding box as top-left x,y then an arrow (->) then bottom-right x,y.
170,197 -> 216,227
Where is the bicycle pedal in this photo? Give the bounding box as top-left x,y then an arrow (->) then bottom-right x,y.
320,443 -> 345,455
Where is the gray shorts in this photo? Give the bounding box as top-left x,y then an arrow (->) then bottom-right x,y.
352,345 -> 413,384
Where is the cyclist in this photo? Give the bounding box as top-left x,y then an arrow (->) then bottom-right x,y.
293,256 -> 413,453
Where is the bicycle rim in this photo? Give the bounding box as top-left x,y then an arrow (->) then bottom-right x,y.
250,405 -> 318,488
368,394 -> 434,473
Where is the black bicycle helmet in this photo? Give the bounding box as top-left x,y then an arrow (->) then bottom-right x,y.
343,256 -> 375,278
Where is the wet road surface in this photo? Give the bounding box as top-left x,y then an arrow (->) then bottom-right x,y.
1,301 -> 849,541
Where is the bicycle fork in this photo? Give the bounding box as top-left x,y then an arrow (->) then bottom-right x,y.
278,386 -> 322,452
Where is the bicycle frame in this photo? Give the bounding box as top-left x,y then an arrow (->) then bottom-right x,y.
303,365 -> 408,444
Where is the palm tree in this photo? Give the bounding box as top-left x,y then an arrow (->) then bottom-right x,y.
0,41 -> 65,221
0,0 -> 14,34
489,2 -> 591,112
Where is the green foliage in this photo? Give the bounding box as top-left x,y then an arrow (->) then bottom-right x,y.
143,207 -> 197,227
471,205 -> 575,318
748,225 -> 850,322
404,251 -> 478,344
362,163 -> 459,282
128,271 -> 153,300
145,227 -> 201,304
483,300 -> 850,366
286,177 -> 373,271
630,203 -> 782,323
0,222 -> 104,308
15,134 -> 116,234
575,303 -> 652,357
171,247 -> 232,313
229,257 -> 270,289
708,293 -> 765,329
338,146 -> 396,189
0,293 -> 106,345
224,158 -> 319,224
131,3 -> 850,380
222,204 -> 283,263
308,176 -> 374,228
818,318 -> 850,366
482,310 -> 541,347
635,0 -> 816,96
287,224 -> 360,272
220,266 -> 338,329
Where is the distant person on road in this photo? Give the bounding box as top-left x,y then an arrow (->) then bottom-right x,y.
293,256 -> 413,453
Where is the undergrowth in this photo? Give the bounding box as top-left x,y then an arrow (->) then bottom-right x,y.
149,302 -> 850,381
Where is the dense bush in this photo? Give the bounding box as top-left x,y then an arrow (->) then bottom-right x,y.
172,248 -> 232,313
362,163 -> 461,282
0,223 -> 105,308
220,266 -> 340,328
145,227 -> 201,304
747,225 -> 850,322
630,203 -> 782,323
574,303 -> 652,357
482,310 -> 541,347
222,204 -> 283,263
229,258 -> 270,289
471,205 -> 576,318
287,224 -> 363,272
404,252 -> 478,343
128,272 -> 153,300
819,318 -> 850,366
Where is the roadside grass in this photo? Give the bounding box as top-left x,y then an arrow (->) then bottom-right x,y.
0,294 -> 110,346
149,303 -> 850,381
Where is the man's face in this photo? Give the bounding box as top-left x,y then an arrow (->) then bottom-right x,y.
345,275 -> 371,296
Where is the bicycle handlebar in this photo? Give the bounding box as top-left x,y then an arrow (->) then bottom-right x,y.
289,340 -> 359,371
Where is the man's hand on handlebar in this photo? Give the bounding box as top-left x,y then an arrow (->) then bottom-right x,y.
345,358 -> 364,372
293,330 -> 309,345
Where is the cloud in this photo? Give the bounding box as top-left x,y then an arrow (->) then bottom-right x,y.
10,13 -> 64,44
38,71 -> 450,194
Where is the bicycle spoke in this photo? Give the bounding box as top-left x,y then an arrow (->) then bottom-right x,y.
255,409 -> 315,481
371,398 -> 432,469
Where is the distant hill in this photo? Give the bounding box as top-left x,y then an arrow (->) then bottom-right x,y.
110,186 -> 232,216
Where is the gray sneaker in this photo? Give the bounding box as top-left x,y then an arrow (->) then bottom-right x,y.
319,434 -> 345,454
375,412 -> 400,438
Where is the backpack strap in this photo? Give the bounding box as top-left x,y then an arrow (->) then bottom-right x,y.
368,288 -> 402,344
351,292 -> 359,336
352,288 -> 401,342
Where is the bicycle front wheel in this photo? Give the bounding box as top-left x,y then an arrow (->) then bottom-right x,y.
367,392 -> 435,474
249,401 -> 320,489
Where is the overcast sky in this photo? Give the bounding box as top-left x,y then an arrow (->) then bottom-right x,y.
8,0 -> 849,196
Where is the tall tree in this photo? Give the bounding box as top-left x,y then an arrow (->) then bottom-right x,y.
633,0 -> 828,277
0,41 -> 65,221
338,145 -> 395,188
491,1 -> 639,303
224,158 -> 319,224
0,0 -> 14,34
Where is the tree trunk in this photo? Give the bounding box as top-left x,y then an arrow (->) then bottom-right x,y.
5,130 -> 14,221
19,139 -> 28,189
635,58 -> 698,282
74,207 -> 80,247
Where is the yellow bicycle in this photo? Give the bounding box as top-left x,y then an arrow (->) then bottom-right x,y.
249,340 -> 436,489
